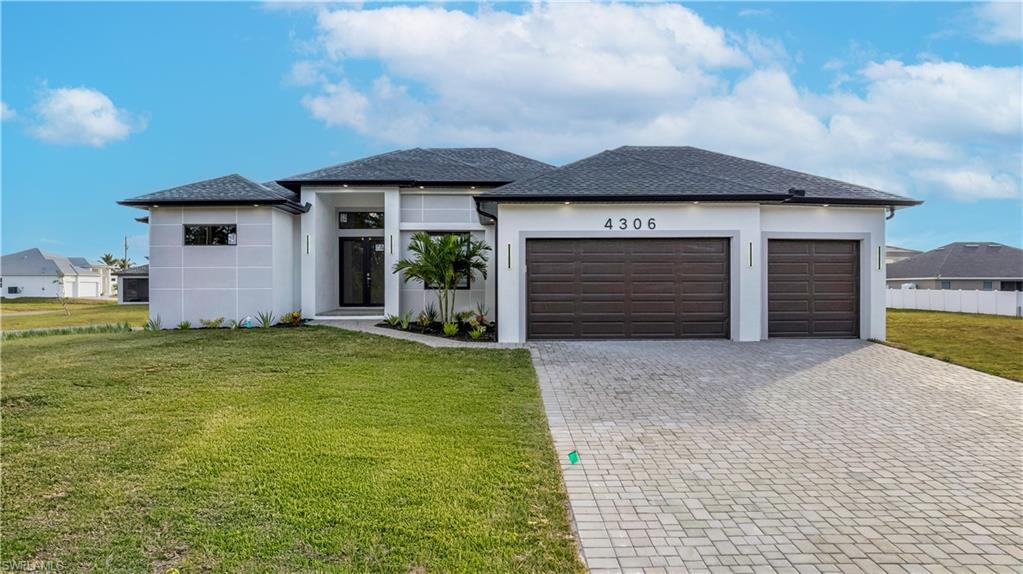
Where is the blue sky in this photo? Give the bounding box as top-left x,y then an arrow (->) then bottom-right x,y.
2,2 -> 1021,262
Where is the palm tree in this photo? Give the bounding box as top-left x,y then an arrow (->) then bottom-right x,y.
393,232 -> 490,323
99,253 -> 118,267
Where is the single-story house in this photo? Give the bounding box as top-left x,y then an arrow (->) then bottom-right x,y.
1,248 -> 107,298
885,245 -> 921,265
119,146 -> 921,341
115,264 -> 149,304
887,242 -> 1023,291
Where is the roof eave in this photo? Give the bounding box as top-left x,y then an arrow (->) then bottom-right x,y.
276,179 -> 511,192
474,193 -> 922,207
117,198 -> 288,207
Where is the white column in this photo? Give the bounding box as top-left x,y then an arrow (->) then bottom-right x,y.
383,188 -> 401,316
300,190 -> 318,317
737,207 -> 762,342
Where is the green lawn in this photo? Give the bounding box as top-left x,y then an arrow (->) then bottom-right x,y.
1,298 -> 148,331
886,309 -> 1023,381
1,327 -> 582,573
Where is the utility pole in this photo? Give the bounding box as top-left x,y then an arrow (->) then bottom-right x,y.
123,235 -> 128,270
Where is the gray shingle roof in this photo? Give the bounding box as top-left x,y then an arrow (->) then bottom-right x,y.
277,147 -> 554,188
115,264 -> 149,277
120,174 -> 296,205
2,248 -> 100,277
119,174 -> 307,213
887,242 -> 1023,279
479,146 -> 920,206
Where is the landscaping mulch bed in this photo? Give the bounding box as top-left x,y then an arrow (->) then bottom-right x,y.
376,321 -> 498,342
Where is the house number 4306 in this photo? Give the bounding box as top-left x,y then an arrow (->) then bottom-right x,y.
604,217 -> 656,230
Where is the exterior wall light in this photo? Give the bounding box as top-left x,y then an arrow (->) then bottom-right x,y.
564,201 -> 571,205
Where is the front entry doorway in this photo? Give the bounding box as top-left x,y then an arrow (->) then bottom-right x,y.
340,237 -> 385,307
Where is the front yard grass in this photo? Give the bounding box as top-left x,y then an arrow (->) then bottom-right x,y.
1,298 -> 149,331
886,309 -> 1023,381
1,327 -> 582,573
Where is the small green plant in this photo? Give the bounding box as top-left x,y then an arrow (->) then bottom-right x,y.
278,311 -> 303,327
468,326 -> 485,340
455,310 -> 474,325
474,301 -> 490,326
176,321 -> 191,330
399,310 -> 413,330
144,315 -> 162,331
423,303 -> 438,324
385,314 -> 402,327
442,322 -> 459,337
227,319 -> 240,330
256,311 -> 275,328
199,317 -> 225,329
417,310 -> 432,329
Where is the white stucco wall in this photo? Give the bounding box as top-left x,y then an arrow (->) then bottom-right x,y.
299,188 -> 495,319
149,206 -> 295,327
1,276 -> 77,298
495,202 -> 888,343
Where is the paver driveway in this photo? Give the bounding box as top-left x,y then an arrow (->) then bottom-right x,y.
530,340 -> 1022,574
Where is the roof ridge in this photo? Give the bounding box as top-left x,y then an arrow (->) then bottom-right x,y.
611,148 -> 780,196
488,149 -> 621,193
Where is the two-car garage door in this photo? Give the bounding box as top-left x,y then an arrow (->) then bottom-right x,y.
526,238 -> 730,340
525,238 -> 860,340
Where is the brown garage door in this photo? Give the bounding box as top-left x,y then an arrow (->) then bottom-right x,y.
768,240 -> 859,338
526,238 -> 730,340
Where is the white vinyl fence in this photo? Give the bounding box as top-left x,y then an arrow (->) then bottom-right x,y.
887,288 -> 1023,317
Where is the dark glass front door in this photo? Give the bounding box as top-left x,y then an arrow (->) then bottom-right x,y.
340,237 -> 385,306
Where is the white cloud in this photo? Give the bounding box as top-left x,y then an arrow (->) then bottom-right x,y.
911,167 -> 1021,201
292,4 -> 1022,202
738,8 -> 771,18
971,2 -> 1023,44
28,87 -> 146,147
1,101 -> 15,121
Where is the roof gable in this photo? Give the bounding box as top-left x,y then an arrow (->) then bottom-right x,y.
887,242 -> 1023,279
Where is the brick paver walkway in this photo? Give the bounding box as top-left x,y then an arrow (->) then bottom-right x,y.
530,340 -> 1022,573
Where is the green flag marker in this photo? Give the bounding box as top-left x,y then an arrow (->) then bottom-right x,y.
567,450 -> 579,464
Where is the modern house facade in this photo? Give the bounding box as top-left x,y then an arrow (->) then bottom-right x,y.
120,146 -> 920,341
887,242 -> 1023,291
0,248 -> 109,298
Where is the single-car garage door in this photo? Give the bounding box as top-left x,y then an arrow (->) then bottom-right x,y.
526,238 -> 730,340
768,239 -> 859,338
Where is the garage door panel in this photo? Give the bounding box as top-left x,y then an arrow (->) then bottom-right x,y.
527,238 -> 729,340
768,239 -> 858,338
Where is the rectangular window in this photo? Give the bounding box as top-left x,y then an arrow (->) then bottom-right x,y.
982,281 -> 993,291
7,286 -> 22,294
424,232 -> 471,290
940,280 -> 951,290
339,211 -> 384,229
184,224 -> 237,246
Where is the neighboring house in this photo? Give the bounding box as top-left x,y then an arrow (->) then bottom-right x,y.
1,248 -> 105,298
885,245 -> 921,265
119,146 -> 921,341
887,242 -> 1023,291
115,264 -> 149,304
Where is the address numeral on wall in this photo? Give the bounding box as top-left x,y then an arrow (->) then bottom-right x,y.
603,217 -> 656,230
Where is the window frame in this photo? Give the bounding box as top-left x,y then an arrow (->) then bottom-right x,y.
338,211 -> 384,230
423,231 -> 472,291
939,280 -> 952,290
982,280 -> 993,291
183,224 -> 238,246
